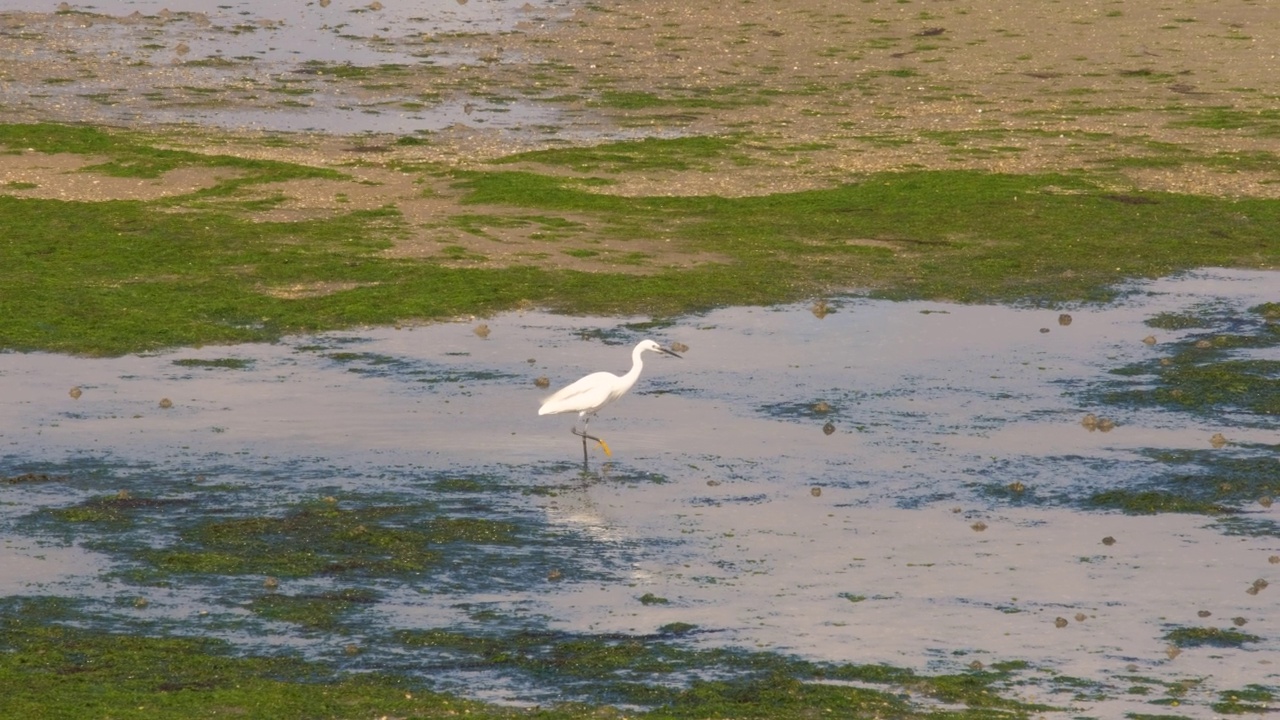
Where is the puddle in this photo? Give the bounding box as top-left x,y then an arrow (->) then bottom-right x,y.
1,267 -> 1278,714
0,0 -> 597,136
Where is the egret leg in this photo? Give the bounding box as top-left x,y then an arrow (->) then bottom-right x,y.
571,416 -> 612,461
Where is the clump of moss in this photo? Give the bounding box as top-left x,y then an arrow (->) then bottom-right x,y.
1165,626 -> 1260,648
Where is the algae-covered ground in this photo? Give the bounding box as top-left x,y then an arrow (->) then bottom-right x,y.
1,0 -> 1279,717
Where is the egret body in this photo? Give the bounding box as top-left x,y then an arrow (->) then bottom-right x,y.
538,339 -> 681,463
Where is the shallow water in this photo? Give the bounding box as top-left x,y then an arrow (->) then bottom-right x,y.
1,0 -> 592,135
1,268 -> 1277,715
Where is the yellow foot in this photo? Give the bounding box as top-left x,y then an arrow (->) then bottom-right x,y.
596,438 -> 612,457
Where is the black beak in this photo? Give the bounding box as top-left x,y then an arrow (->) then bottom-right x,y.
659,346 -> 682,359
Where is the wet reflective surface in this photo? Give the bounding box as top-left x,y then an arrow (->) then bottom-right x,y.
0,0 -> 588,135
2,268 -> 1277,714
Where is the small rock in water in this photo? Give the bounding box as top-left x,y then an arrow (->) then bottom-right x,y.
534,376 -> 550,388
812,401 -> 832,414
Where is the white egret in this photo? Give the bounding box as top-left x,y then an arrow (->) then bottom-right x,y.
538,339 -> 682,463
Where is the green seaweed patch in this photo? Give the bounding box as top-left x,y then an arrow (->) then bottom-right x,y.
172,357 -> 254,369
50,494 -> 192,524
492,135 -> 748,173
1145,311 -> 1217,330
1213,684 -> 1276,715
1087,489 -> 1235,516
138,501 -> 512,578
1164,626 -> 1260,648
249,588 -> 381,632
0,618 -> 491,720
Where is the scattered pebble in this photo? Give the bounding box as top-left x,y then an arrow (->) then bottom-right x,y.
811,300 -> 830,319
706,479 -> 721,487
534,376 -> 550,388
1246,579 -> 1269,595
1007,481 -> 1025,493
133,597 -> 149,609
1197,610 -> 1211,618
1054,617 -> 1068,628
344,644 -> 361,655
1233,617 -> 1248,627
1058,313 -> 1073,326
263,576 -> 279,590
1159,357 -> 1173,366
1102,536 -> 1116,546
159,397 -> 173,409
1097,418 -> 1116,432
822,421 -> 835,436
1210,432 -> 1228,448
1259,496 -> 1273,509
810,487 -> 822,497
1194,339 -> 1212,349
473,323 -> 490,338
1166,645 -> 1182,659
1270,555 -> 1280,565
971,521 -> 987,532
1039,327 -> 1050,333
68,386 -> 82,399
812,401 -> 832,414
1081,413 -> 1098,430
1074,613 -> 1087,622
547,569 -> 563,581
670,341 -> 689,353
1142,335 -> 1157,345
968,660 -> 984,670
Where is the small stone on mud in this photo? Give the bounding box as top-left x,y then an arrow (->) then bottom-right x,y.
1198,610 -> 1211,618
69,386 -> 82,399
1081,413 -> 1098,430
1210,432 -> 1228,448
1097,418 -> 1115,432
811,300 -> 830,319
1054,617 -> 1068,628
971,521 -> 987,532
473,323 -> 490,338
1249,578 -> 1269,594
368,1 -> 383,10
1270,555 -> 1280,564
706,479 -> 721,486
1039,327 -> 1049,333
1142,335 -> 1157,345
670,341 -> 689,353
534,376 -> 550,388
810,487 -> 822,497
1058,313 -> 1072,326
822,421 -> 835,435
1166,645 -> 1181,659
1074,613 -> 1087,622
1233,616 -> 1248,626
159,397 -> 173,409
1102,536 -> 1116,546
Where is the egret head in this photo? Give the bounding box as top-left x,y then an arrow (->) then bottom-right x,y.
639,339 -> 682,358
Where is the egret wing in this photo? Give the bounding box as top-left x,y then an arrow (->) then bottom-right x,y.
538,371 -> 620,416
